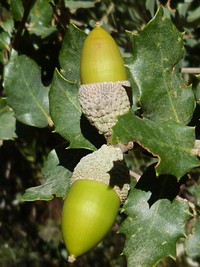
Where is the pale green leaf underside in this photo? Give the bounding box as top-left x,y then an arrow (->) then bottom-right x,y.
120,189 -> 192,267
4,50 -> 50,128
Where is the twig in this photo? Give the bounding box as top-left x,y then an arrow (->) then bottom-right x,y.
11,0 -> 36,50
181,68 -> 200,74
129,170 -> 141,182
99,2 -> 115,25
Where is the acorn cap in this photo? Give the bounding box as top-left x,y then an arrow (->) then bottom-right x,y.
70,144 -> 130,203
79,80 -> 131,138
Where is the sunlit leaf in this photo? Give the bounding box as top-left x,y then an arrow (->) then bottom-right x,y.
127,6 -> 195,124
120,188 -> 192,267
112,111 -> 199,178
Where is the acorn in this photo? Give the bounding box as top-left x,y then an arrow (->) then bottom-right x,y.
79,24 -> 131,139
61,144 -> 130,262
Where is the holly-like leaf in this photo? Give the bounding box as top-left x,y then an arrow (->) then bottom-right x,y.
112,111 -> 199,178
59,23 -> 86,83
4,50 -> 51,128
127,6 -> 195,124
49,69 -> 96,150
21,146 -> 90,201
0,98 -> 17,140
185,220 -> 200,258
21,149 -> 71,201
120,188 -> 192,267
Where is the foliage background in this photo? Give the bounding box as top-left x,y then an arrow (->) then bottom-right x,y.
0,0 -> 200,266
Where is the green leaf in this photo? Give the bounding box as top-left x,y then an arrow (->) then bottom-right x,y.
4,50 -> 51,128
28,0 -> 56,38
187,178 -> 200,206
120,188 -> 192,267
112,111 -> 200,178
1,19 -> 14,37
21,146 -> 90,201
21,148 -> 71,201
10,0 -> 24,21
49,69 -> 95,149
0,32 -> 10,50
64,0 -> 94,9
0,98 -> 17,140
59,23 -> 86,83
185,220 -> 200,258
127,6 -> 195,124
187,5 -> 200,22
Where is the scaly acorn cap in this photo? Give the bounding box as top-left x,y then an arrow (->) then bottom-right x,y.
70,144 -> 130,203
79,80 -> 131,137
79,25 -> 132,138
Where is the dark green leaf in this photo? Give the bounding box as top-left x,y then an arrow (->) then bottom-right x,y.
0,98 -> 17,140
127,6 -> 195,124
59,23 -> 86,83
1,19 -> 14,36
120,188 -> 192,267
4,50 -> 51,128
21,146 -> 90,201
49,69 -> 95,149
112,110 -> 200,178
10,0 -> 24,21
28,0 -> 56,38
21,149 -> 71,201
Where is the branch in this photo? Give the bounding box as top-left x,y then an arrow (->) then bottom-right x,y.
181,68 -> 200,74
11,0 -> 36,50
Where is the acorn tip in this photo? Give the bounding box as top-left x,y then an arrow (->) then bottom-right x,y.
68,255 -> 76,263
95,21 -> 102,27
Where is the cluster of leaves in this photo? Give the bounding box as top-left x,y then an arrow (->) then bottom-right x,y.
1,0 -> 200,267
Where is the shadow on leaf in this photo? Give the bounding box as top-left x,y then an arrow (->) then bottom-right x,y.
55,143 -> 92,172
80,114 -> 106,149
135,163 -> 188,207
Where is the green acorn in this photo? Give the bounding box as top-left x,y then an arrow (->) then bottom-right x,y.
79,25 -> 131,139
61,145 -> 130,262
